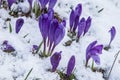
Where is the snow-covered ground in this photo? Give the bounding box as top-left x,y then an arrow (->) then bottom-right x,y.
0,0 -> 120,80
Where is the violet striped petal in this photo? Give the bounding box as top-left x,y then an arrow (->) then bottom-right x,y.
69,9 -> 75,31
67,55 -> 75,76
84,16 -> 92,35
109,26 -> 116,46
16,18 -> 24,33
54,23 -> 65,46
77,17 -> 86,39
48,0 -> 57,9
50,51 -> 62,72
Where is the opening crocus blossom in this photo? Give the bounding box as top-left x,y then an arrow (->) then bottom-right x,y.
1,40 -> 15,53
66,55 -> 75,76
38,10 -> 66,57
15,18 -> 24,33
69,3 -> 82,33
85,41 -> 103,67
108,26 -> 116,47
50,51 -> 61,72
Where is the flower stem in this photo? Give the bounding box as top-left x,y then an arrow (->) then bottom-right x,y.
107,50 -> 120,80
91,60 -> 94,71
24,68 -> 33,80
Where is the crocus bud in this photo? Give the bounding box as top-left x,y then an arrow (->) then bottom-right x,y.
77,17 -> 86,41
108,26 -> 116,47
66,55 -> 75,76
50,51 -> 62,72
39,0 -> 49,9
16,18 -> 24,33
83,16 -> 92,35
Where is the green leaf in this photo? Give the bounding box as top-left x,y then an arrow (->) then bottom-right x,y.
24,68 -> 33,80
35,41 -> 43,54
9,22 -> 12,33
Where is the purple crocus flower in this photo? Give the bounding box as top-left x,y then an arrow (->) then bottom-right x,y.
77,17 -> 86,41
16,18 -> 24,33
50,51 -> 62,72
7,0 -> 16,8
2,40 -> 15,53
69,3 -> 82,33
83,16 -> 92,36
66,55 -> 75,76
108,26 -> 116,47
39,0 -> 49,9
48,0 -> 57,10
86,41 -> 103,67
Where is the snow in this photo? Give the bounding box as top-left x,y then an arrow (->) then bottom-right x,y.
0,0 -> 120,80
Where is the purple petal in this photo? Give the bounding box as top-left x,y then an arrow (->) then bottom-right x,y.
109,26 -> 116,46
93,45 -> 103,54
75,3 -> 82,17
39,0 -> 49,9
77,17 -> 86,39
7,0 -> 16,8
48,0 -> 57,9
62,19 -> 66,27
50,51 -> 62,72
33,45 -> 38,50
49,19 -> 59,44
16,18 -> 24,33
39,14 -> 49,40
69,9 -> 75,31
84,16 -> 92,35
54,23 -> 65,45
91,55 -> 100,65
67,55 -> 75,76
73,15 -> 79,32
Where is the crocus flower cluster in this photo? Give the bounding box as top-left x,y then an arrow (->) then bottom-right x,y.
39,0 -> 57,10
69,4 -> 82,33
1,40 -> 15,53
69,3 -> 92,42
108,26 -> 116,47
15,18 -> 24,33
39,10 -> 66,57
51,53 -> 75,77
85,41 -> 103,67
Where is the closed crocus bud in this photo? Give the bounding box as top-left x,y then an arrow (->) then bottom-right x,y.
108,26 -> 116,47
39,0 -> 49,9
83,16 -> 92,36
69,9 -> 75,32
50,51 -> 62,72
16,18 -> 24,33
48,0 -> 57,9
32,45 -> 38,50
7,0 -> 16,8
77,17 -> 86,41
39,13 -> 49,40
54,23 -> 65,46
67,55 -> 75,76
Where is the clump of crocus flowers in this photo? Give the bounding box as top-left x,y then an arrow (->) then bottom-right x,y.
39,10 -> 66,57
69,3 -> 92,42
1,40 -> 15,53
85,41 -> 103,71
104,26 -> 116,50
50,53 -> 76,80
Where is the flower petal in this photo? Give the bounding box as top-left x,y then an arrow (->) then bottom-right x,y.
69,9 -> 75,31
67,55 -> 75,76
16,18 -> 24,33
48,0 -> 57,9
91,55 -> 100,65
50,51 -> 62,72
